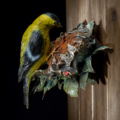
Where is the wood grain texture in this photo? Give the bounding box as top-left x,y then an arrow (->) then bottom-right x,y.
66,0 -> 120,120
107,0 -> 120,119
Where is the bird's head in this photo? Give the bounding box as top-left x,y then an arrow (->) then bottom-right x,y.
36,12 -> 62,29
44,12 -> 62,28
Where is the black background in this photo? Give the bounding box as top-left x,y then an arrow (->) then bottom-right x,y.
1,1 -> 67,120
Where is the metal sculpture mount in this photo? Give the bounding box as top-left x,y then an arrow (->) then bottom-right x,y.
31,20 -> 113,99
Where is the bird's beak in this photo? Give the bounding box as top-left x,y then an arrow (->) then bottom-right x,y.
57,22 -> 63,28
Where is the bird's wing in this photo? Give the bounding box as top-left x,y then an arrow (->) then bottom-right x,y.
20,25 -> 36,67
18,30 -> 44,82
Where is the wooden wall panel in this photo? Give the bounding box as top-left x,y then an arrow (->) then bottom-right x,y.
66,0 -> 120,120
66,0 -> 79,30
107,0 -> 120,119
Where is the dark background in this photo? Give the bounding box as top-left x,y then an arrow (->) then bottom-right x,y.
1,1 -> 67,120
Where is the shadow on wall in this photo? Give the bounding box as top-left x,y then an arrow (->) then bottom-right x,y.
91,20 -> 112,85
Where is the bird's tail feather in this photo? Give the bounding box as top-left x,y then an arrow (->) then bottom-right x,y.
18,66 -> 27,83
18,74 -> 24,83
23,76 -> 31,109
18,67 -> 24,83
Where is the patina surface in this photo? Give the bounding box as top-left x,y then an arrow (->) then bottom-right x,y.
31,21 -> 113,99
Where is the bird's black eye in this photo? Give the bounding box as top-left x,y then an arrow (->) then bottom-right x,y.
54,22 -> 57,24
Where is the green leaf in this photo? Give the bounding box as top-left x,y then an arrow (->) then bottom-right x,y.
87,78 -> 95,85
58,81 -> 63,90
79,72 -> 88,90
82,56 -> 95,73
33,74 -> 47,93
91,39 -> 95,45
36,79 -> 46,92
92,46 -> 113,55
63,77 -> 78,97
43,76 -> 58,95
85,20 -> 94,37
86,20 -> 94,31
58,76 -> 67,90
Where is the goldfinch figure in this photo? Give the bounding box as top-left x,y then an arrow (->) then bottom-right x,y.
18,13 -> 62,109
